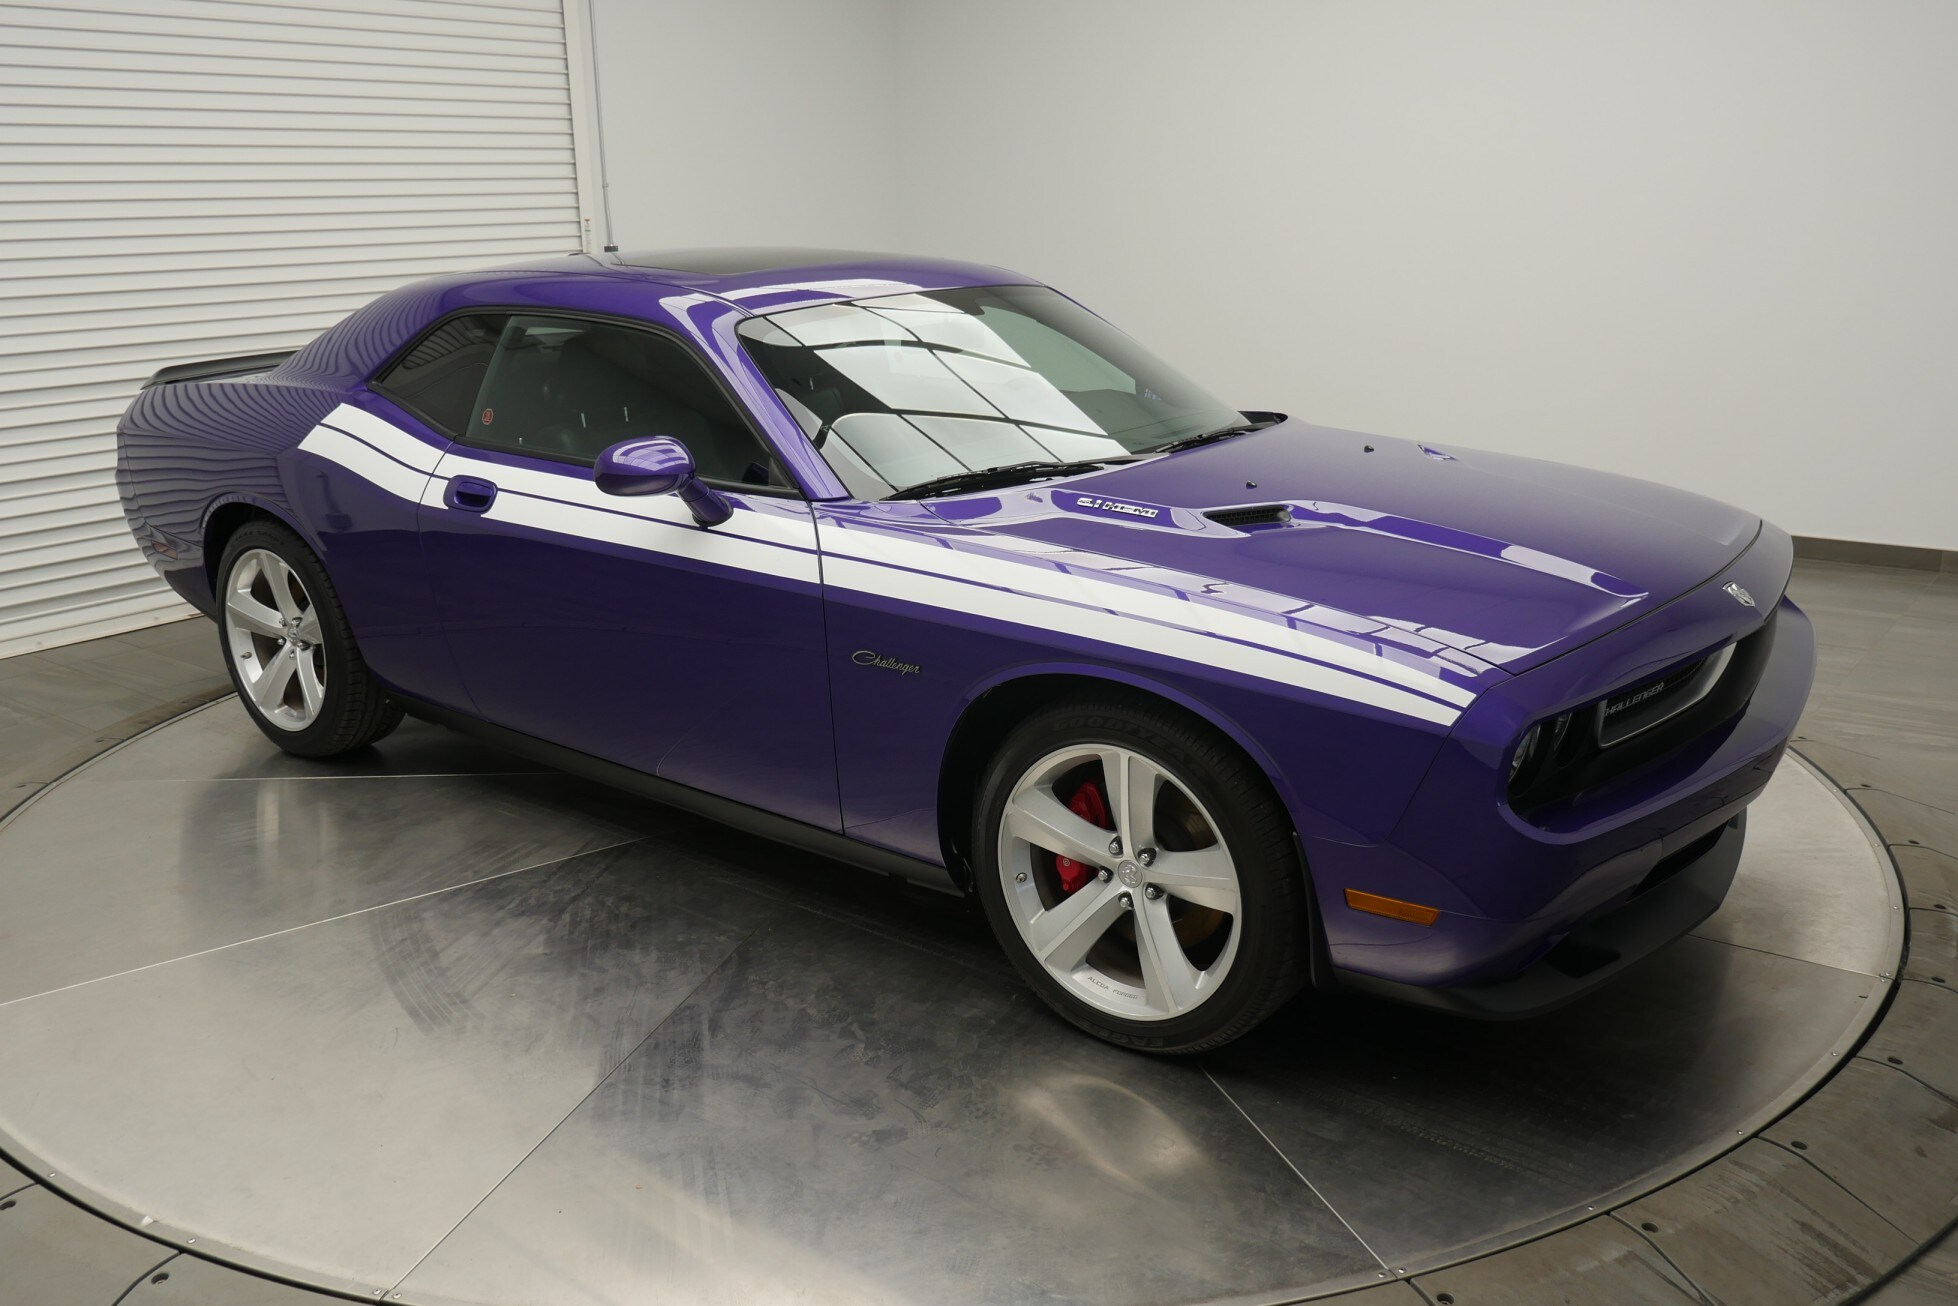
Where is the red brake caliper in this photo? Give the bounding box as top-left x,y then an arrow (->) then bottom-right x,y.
1054,780 -> 1112,896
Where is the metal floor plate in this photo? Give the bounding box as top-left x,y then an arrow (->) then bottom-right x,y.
0,703 -> 1901,1304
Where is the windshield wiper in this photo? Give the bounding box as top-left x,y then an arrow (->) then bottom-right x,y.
888,459 -> 1116,500
1147,416 -> 1280,456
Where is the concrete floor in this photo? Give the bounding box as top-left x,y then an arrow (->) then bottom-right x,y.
1,557 -> 1954,1305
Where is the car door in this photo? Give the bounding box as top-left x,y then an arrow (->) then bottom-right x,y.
415,312 -> 839,830
324,311 -> 509,712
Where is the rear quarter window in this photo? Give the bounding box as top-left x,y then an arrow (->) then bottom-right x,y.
372,314 -> 508,436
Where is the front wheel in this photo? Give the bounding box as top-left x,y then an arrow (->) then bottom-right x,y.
216,519 -> 403,757
973,698 -> 1310,1053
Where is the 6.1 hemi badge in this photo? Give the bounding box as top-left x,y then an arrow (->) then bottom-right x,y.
1052,490 -> 1164,522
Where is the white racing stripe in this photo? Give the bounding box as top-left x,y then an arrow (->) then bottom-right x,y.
302,406 -> 820,583
825,557 -> 1460,726
296,404 -> 1467,725
296,425 -> 433,502
434,448 -> 817,553
316,403 -> 814,554
452,479 -> 821,585
821,522 -> 1478,710
318,404 -> 445,474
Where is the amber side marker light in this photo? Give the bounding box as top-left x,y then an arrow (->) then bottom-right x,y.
1344,888 -> 1441,927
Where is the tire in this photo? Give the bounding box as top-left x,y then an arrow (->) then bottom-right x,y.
972,696 -> 1310,1053
215,519 -> 403,758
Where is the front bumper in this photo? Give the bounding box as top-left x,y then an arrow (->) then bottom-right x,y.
1338,811 -> 1745,1019
1309,524 -> 1815,997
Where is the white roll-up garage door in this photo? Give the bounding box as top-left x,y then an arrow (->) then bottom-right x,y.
0,0 -> 590,657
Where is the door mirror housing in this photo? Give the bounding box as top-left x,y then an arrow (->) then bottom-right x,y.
594,437 -> 733,526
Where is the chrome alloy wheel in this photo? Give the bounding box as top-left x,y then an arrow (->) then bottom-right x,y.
223,547 -> 326,732
997,745 -> 1242,1021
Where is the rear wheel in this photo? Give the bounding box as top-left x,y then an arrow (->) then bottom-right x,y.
973,698 -> 1310,1053
216,520 -> 402,757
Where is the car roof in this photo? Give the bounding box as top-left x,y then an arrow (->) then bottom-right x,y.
594,246 -> 1033,308
283,247 -> 1041,390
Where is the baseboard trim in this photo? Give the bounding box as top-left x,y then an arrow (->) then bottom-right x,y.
1792,535 -> 1958,573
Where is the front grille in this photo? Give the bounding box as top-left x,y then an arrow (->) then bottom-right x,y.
1509,610 -> 1778,817
1205,504 -> 1291,528
1596,644 -> 1733,746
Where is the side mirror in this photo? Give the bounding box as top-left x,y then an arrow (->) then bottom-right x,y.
594,437 -> 733,527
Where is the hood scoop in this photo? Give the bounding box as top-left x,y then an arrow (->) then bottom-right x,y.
1205,504 -> 1292,529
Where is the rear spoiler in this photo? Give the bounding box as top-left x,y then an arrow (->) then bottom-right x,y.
142,350 -> 297,389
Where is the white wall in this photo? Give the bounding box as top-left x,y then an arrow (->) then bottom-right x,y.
889,1 -> 1958,550
583,0 -> 901,251
591,1 -> 1958,550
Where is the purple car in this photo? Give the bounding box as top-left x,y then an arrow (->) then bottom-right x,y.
115,248 -> 1815,1053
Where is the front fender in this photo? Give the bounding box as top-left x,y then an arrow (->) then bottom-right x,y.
952,658 -> 1317,835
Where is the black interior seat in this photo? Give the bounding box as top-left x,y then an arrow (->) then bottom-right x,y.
471,319 -> 784,487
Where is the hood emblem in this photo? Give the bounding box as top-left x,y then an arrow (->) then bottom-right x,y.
1723,582 -> 1756,608
1072,495 -> 1160,521
1050,489 -> 1166,523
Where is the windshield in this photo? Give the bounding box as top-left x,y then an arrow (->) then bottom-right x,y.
735,285 -> 1245,499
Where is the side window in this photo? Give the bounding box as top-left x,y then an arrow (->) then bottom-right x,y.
465,316 -> 790,489
372,314 -> 507,436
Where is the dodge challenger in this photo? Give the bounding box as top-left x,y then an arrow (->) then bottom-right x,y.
115,248 -> 1815,1052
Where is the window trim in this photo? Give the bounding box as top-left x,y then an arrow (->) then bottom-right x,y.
368,306 -> 807,500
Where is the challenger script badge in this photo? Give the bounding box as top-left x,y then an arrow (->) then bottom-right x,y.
852,650 -> 922,676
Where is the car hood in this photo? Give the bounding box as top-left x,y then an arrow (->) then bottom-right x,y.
925,420 -> 1760,674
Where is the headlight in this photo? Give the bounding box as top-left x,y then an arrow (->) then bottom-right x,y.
1510,723 -> 1542,782
1509,710 -> 1577,802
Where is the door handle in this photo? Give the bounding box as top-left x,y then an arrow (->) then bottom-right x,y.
444,476 -> 498,513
